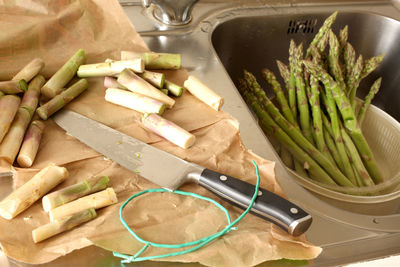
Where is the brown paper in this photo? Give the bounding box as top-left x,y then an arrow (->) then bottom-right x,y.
0,0 -> 321,266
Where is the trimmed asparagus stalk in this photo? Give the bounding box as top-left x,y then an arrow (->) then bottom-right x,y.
16,120 -> 45,168
142,113 -> 196,149
294,44 -> 314,143
262,68 -> 296,126
104,76 -> 126,90
306,11 -> 338,58
12,58 -> 45,82
48,188 -> 117,221
138,70 -> 165,88
239,86 -> 337,185
32,208 -> 97,243
0,164 -> 68,220
142,52 -> 181,70
117,68 -> 175,108
160,89 -> 169,95
164,80 -> 184,97
20,75 -> 46,117
0,79 -> 28,94
243,72 -> 354,187
42,175 -> 110,212
0,108 -> 31,164
37,79 -> 89,120
183,75 -> 224,111
0,95 -> 21,143
303,60 -> 383,184
41,49 -> 86,99
288,40 -> 298,119
105,88 -> 166,115
77,58 -> 144,77
358,77 -> 382,125
340,126 -> 375,186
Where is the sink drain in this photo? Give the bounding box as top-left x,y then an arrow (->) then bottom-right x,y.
287,18 -> 317,34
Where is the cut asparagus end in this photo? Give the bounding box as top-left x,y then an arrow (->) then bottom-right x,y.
42,175 -> 110,212
183,75 -> 224,111
32,208 -> 97,243
0,164 -> 68,220
41,49 -> 86,99
142,113 -> 196,149
164,80 -> 184,97
105,88 -> 167,115
12,58 -> 45,82
0,79 -> 28,94
0,95 -> 21,143
138,70 -> 165,88
48,187 -> 117,221
142,52 -> 181,70
37,79 -> 89,120
77,58 -> 144,77
117,68 -> 175,108
16,120 -> 46,168
104,76 -> 126,89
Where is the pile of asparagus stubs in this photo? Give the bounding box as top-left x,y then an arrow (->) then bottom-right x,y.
238,11 -> 385,190
0,49 -> 88,168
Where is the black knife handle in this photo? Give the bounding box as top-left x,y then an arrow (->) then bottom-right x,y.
198,168 -> 312,236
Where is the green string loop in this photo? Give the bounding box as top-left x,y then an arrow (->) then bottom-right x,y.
113,160 -> 260,263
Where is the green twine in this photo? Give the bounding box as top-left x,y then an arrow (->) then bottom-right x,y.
113,160 -> 261,263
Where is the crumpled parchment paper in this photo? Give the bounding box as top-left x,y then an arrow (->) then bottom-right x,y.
0,0 -> 321,266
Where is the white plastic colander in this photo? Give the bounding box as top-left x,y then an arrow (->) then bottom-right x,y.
287,103 -> 400,204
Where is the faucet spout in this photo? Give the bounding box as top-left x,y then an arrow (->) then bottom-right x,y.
143,0 -> 199,26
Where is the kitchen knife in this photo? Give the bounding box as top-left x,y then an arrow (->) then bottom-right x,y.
53,110 -> 312,236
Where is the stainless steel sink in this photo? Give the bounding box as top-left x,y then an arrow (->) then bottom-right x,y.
3,1 -> 400,266
211,11 -> 400,121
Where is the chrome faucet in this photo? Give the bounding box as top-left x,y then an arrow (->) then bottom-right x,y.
142,0 -> 199,26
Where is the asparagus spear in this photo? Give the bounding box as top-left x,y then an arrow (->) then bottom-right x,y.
340,125 -> 375,186
142,113 -> 196,149
142,52 -> 181,70
105,88 -> 166,115
239,85 -> 337,185
12,58 -> 45,82
118,68 -> 175,108
303,60 -> 383,184
338,25 -> 348,52
32,208 -> 97,243
37,79 -> 89,120
280,145 -> 293,169
164,80 -> 184,97
328,30 -> 346,91
243,72 -> 354,187
42,175 -> 110,212
138,70 -> 165,88
0,95 -> 20,143
343,43 -> 356,90
306,11 -> 338,58
0,164 -> 68,220
357,77 -> 382,125
294,44 -> 314,143
49,188 -> 117,221
20,75 -> 46,117
0,108 -> 31,164
347,54 -> 364,108
360,54 -> 385,79
183,75 -> 224,111
77,58 -> 144,77
41,49 -> 86,99
262,68 -> 296,125
16,120 -> 45,168
0,79 -> 28,94
288,40 -> 298,119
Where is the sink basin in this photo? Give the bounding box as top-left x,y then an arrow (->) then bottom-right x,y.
211,11 -> 400,120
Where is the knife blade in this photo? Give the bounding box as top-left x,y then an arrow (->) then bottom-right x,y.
53,110 -> 312,236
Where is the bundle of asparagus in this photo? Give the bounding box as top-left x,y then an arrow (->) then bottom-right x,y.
238,11 -> 385,191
